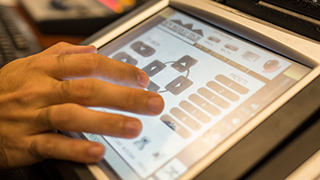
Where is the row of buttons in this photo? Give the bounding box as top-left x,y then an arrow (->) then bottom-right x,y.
161,74 -> 249,139
113,53 -> 195,95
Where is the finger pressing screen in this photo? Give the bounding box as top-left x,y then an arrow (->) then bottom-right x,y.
36,104 -> 142,138
41,53 -> 149,89
47,78 -> 164,115
40,42 -> 97,55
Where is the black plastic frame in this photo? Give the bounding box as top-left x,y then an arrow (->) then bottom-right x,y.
221,0 -> 320,42
195,75 -> 320,180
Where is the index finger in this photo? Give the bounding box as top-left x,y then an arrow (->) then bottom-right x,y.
40,53 -> 150,89
40,42 -> 97,55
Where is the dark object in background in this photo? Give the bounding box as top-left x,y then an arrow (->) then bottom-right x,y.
0,5 -> 41,67
214,0 -> 320,42
0,163 -> 51,180
18,0 -> 148,36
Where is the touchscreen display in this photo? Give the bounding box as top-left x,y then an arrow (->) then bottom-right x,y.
83,8 -> 310,180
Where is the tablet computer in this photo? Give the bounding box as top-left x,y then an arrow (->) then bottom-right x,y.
63,0 -> 320,179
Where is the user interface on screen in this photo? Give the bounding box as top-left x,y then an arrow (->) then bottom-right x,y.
83,8 -> 311,180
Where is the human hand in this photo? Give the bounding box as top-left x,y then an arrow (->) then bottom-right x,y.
0,42 -> 164,168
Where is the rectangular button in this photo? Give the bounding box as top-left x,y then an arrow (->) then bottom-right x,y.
112,52 -> 138,66
207,81 -> 240,102
171,55 -> 198,73
147,81 -> 160,92
142,60 -> 166,77
160,114 -> 192,139
165,76 -> 193,95
170,107 -> 201,131
179,100 -> 211,123
130,41 -> 155,57
189,94 -> 221,116
215,74 -> 248,94
198,88 -> 230,109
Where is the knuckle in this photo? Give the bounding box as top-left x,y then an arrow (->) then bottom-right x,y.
37,105 -> 75,130
80,54 -> 101,75
42,145 -> 55,159
29,139 -> 54,160
13,87 -> 42,105
56,54 -> 69,67
55,41 -> 71,48
59,79 -> 97,101
54,54 -> 70,77
123,89 -> 138,110
116,63 -> 135,81
51,105 -> 74,128
23,56 -> 43,71
99,115 -> 127,136
28,140 -> 46,160
59,80 -> 71,99
37,108 -> 54,128
117,70 -> 130,83
71,80 -> 96,99
103,115 -> 122,130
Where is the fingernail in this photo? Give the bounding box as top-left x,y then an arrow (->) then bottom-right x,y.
86,45 -> 97,53
88,145 -> 105,159
138,72 -> 149,88
125,120 -> 142,136
148,96 -> 164,114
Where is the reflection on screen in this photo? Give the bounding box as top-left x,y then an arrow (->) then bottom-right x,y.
84,8 -> 310,180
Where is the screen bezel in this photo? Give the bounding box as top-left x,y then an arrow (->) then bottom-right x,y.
66,0 -> 320,179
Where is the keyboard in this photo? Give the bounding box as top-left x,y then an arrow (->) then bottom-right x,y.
0,5 -> 42,67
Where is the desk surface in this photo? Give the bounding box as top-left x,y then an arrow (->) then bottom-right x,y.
15,4 -> 87,49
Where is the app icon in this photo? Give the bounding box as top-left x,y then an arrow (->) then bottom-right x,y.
112,52 -> 138,65
224,44 -> 239,52
242,51 -> 260,62
208,36 -> 221,43
133,136 -> 151,150
130,41 -> 155,57
263,60 -> 281,73
153,152 -> 165,161
171,55 -> 198,73
142,60 -> 166,77
165,76 -> 193,95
